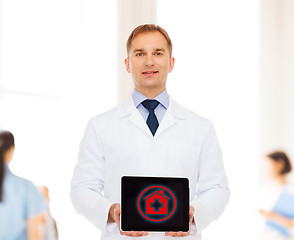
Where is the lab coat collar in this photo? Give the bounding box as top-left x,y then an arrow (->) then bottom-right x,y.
118,96 -> 186,138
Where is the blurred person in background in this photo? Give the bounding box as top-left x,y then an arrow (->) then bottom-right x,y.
260,151 -> 294,239
38,185 -> 58,240
0,130 -> 47,240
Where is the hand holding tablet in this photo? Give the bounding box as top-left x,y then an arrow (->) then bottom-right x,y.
109,204 -> 194,237
165,206 -> 194,237
108,203 -> 148,237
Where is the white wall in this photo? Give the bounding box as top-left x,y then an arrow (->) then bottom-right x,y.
260,0 -> 294,161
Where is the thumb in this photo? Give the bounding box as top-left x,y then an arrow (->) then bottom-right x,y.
189,206 -> 195,222
114,205 -> 121,223
114,205 -> 124,235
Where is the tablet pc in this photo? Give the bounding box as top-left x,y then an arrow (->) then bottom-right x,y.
121,176 -> 189,232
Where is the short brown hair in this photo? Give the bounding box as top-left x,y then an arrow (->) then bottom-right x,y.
267,151 -> 292,175
126,24 -> 173,56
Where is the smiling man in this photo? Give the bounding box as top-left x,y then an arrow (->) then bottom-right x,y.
71,24 -> 230,240
125,30 -> 174,99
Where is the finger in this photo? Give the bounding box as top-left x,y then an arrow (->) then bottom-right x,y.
130,230 -> 141,237
166,229 -> 191,237
138,231 -> 148,236
129,231 -> 147,237
115,209 -> 124,235
174,231 -> 190,237
189,206 -> 195,218
165,231 -> 176,236
189,209 -> 194,219
137,231 -> 144,235
178,231 -> 189,237
134,231 -> 146,237
181,231 -> 190,237
165,231 -> 173,236
114,205 -> 121,219
171,232 -> 183,237
135,232 -> 145,237
122,231 -> 135,236
121,230 -> 148,237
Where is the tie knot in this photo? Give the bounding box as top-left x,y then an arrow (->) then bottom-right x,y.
141,99 -> 160,111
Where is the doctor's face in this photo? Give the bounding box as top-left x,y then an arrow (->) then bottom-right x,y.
125,31 -> 175,94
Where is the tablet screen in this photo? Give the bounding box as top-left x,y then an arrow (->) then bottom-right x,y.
121,176 -> 189,232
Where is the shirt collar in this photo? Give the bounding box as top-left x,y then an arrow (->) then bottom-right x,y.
5,164 -> 11,175
132,89 -> 169,109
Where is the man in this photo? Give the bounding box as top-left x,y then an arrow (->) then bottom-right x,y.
71,24 -> 230,239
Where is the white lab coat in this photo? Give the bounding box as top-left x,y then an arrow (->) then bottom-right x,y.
70,96 -> 230,240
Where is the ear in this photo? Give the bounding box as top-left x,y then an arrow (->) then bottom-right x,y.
124,58 -> 131,73
168,57 -> 175,73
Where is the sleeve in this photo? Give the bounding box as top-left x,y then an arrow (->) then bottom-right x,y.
25,181 -> 47,219
190,121 -> 230,233
70,117 -> 114,232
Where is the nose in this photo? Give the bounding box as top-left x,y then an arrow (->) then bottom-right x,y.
144,54 -> 154,67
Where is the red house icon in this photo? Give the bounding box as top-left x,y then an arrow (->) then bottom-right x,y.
144,190 -> 170,214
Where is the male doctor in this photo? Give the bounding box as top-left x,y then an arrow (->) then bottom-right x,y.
71,24 -> 230,239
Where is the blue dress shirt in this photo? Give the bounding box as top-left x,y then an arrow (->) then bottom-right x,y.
132,89 -> 169,124
0,165 -> 47,240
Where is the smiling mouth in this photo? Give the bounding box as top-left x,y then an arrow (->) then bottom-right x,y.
142,71 -> 159,76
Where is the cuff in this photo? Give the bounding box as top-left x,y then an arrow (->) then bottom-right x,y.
190,199 -> 215,233
105,222 -> 118,234
99,200 -> 115,233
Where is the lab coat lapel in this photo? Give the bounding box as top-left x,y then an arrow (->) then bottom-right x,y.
128,111 -> 151,136
118,96 -> 151,136
154,97 -> 186,139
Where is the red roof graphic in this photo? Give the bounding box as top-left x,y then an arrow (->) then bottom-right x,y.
144,190 -> 170,200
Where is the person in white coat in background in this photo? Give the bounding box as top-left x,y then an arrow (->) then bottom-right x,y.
70,24 -> 230,240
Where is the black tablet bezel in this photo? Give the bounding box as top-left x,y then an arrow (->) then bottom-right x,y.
121,176 -> 189,232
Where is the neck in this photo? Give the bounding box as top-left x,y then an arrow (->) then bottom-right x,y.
135,87 -> 166,99
274,174 -> 287,185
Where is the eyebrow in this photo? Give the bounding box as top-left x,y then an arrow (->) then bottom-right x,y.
133,49 -> 144,53
133,48 -> 166,53
155,48 -> 166,52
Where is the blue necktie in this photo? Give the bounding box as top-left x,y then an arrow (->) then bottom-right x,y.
141,99 -> 160,136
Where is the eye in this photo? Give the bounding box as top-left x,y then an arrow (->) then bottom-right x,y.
155,52 -> 163,56
136,53 -> 144,56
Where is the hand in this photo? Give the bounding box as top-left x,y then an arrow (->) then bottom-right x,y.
165,205 -> 195,237
259,209 -> 274,218
259,208 -> 294,227
108,203 -> 148,237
